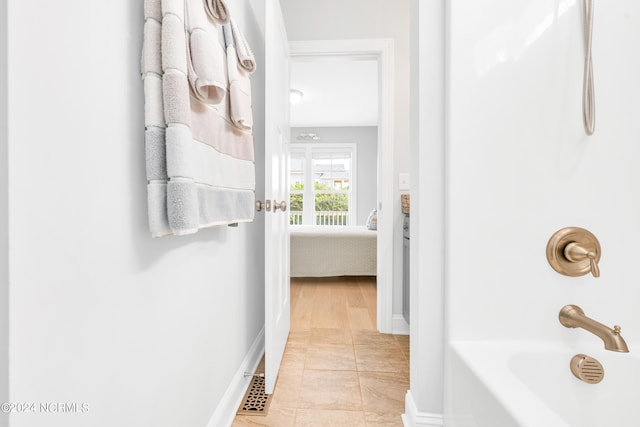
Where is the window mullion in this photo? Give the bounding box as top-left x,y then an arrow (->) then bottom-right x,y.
304,147 -> 313,225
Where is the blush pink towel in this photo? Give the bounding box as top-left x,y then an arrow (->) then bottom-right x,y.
204,0 -> 229,24
222,23 -> 253,130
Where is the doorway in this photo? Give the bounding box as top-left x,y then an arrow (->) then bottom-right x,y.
288,39 -> 395,333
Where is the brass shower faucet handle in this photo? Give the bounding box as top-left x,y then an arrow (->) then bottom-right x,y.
564,241 -> 600,277
547,227 -> 601,277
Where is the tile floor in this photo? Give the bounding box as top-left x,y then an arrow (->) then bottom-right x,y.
232,276 -> 410,427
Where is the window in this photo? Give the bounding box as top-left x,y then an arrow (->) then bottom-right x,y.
289,144 -> 356,226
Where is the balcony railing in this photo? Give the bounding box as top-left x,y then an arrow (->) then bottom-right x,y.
289,211 -> 349,226
290,211 -> 303,225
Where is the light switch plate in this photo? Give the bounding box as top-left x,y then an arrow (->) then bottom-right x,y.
399,173 -> 410,190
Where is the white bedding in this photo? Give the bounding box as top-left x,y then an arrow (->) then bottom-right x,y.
289,225 -> 377,277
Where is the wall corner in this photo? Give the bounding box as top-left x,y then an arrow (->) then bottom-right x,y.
402,391 -> 444,427
409,0 -> 446,418
0,0 -> 9,425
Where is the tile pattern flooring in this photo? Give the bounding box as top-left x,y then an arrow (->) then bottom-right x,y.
233,276 -> 409,427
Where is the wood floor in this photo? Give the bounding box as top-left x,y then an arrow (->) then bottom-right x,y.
232,276 -> 409,427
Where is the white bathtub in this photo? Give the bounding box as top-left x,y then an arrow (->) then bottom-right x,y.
448,341 -> 639,427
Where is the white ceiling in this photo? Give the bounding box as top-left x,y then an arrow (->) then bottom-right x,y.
289,59 -> 378,128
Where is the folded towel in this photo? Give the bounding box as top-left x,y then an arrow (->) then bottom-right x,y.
144,0 -> 162,22
169,134 -> 255,190
228,77 -> 253,130
147,181 -> 171,237
144,0 -> 170,237
145,128 -> 168,181
162,13 -> 188,73
143,74 -> 165,127
197,187 -> 255,226
204,0 -> 230,24
187,28 -> 226,104
143,0 -> 257,236
230,20 -> 256,74
161,0 -> 184,19
167,178 -> 200,235
142,19 -> 162,76
165,125 -> 194,179
222,23 -> 253,130
189,96 -> 255,161
163,70 -> 191,126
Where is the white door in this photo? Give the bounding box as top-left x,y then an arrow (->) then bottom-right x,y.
264,0 -> 290,395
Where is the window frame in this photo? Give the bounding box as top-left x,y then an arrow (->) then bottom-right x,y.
289,143 -> 357,226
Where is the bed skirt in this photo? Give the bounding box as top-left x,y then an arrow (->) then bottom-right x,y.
289,225 -> 377,277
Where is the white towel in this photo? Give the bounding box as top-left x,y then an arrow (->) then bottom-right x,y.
143,74 -> 165,128
145,128 -> 167,181
161,13 -> 188,73
143,0 -> 257,236
161,0 -> 184,19
147,181 -> 171,238
223,23 -> 253,130
230,19 -> 256,74
142,19 -> 162,76
187,28 -> 226,104
228,75 -> 253,131
163,70 -> 191,126
167,177 -> 200,234
144,0 -> 162,21
143,0 -> 172,237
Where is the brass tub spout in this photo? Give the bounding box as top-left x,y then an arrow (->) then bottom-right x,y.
559,305 -> 629,353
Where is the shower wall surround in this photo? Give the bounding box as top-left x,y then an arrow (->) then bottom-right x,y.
444,1 -> 640,422
447,0 -> 640,344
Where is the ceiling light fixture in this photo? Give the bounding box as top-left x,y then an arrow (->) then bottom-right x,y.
290,89 -> 304,105
296,133 -> 320,141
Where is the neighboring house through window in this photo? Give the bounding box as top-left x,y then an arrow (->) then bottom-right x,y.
289,143 -> 356,226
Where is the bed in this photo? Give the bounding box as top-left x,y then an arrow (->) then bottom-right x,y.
289,225 -> 377,277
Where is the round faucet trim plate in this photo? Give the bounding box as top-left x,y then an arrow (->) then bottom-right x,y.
546,227 -> 601,277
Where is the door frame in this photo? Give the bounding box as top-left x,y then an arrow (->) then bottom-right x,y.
289,39 -> 395,333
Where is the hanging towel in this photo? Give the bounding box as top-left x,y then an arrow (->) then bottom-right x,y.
144,0 -> 162,22
185,1 -> 227,105
142,0 -> 256,236
142,0 -> 171,237
230,19 -> 256,74
222,23 -> 253,130
186,29 -> 226,104
204,0 -> 230,24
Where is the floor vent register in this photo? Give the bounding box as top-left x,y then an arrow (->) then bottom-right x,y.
236,374 -> 272,417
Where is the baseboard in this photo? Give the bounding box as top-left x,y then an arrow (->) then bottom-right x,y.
206,326 -> 265,427
392,314 -> 410,335
402,391 -> 444,427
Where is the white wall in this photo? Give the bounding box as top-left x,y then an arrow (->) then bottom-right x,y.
291,126 -> 378,225
0,0 -> 8,425
280,0 -> 410,314
6,1 -> 265,427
